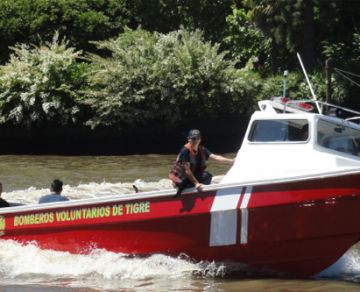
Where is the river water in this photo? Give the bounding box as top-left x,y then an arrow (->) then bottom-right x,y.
0,154 -> 360,291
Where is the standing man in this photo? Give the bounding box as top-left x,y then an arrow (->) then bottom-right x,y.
39,179 -> 69,204
0,182 -> 10,208
169,129 -> 234,196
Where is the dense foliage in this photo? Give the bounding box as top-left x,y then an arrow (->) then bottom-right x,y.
0,0 -> 358,130
0,0 -> 129,63
257,72 -> 347,104
86,28 -> 260,128
0,33 -> 88,127
223,6 -> 268,68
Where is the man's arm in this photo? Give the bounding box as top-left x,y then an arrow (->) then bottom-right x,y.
209,153 -> 235,164
183,162 -> 203,191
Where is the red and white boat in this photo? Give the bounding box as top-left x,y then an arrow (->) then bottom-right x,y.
1,98 -> 360,277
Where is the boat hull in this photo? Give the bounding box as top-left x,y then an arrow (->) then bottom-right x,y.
1,172 -> 360,277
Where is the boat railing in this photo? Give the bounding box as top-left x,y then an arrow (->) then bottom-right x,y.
272,97 -> 360,123
345,116 -> 360,122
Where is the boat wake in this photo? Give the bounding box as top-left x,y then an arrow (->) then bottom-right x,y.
0,239 -> 360,291
2,176 -> 224,205
316,243 -> 360,283
0,240 -> 228,290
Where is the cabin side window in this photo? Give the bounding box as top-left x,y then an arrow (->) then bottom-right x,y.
317,119 -> 360,156
248,119 -> 309,142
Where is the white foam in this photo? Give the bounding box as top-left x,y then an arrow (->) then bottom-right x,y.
0,240 -> 229,290
316,243 -> 360,282
1,176 -> 224,204
0,241 -> 193,279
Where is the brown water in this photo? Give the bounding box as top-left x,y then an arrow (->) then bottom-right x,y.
0,154 -> 234,191
0,154 -> 359,291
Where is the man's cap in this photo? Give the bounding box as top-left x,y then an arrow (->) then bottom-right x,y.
188,129 -> 201,139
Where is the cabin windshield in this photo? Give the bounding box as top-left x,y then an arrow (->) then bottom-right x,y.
248,119 -> 309,142
317,119 -> 360,156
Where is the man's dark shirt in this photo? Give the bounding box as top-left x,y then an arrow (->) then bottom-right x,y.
0,197 -> 9,208
178,146 -> 211,179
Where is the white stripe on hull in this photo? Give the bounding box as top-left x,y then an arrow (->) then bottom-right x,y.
240,186 -> 252,244
209,187 -> 242,247
209,186 -> 252,247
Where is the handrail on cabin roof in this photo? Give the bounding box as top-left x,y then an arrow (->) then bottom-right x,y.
270,97 -> 360,119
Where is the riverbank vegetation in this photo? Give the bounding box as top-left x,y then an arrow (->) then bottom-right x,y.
0,0 -> 359,153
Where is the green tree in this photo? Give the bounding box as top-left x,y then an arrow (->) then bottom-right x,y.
223,5 -> 270,69
323,32 -> 360,109
125,0 -> 234,43
0,0 -> 130,62
245,0 -> 360,74
247,0 -> 316,72
0,33 -> 89,127
86,27 -> 260,129
258,71 -> 347,105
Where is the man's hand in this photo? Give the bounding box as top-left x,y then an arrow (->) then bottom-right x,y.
195,182 -> 203,192
209,154 -> 235,164
184,162 -> 203,192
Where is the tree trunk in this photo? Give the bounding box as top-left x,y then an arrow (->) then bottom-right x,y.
301,0 -> 316,71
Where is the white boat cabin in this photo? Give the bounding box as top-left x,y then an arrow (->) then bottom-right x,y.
221,98 -> 360,184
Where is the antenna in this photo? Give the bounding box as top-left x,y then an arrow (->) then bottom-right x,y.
283,70 -> 288,98
296,53 -> 321,113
